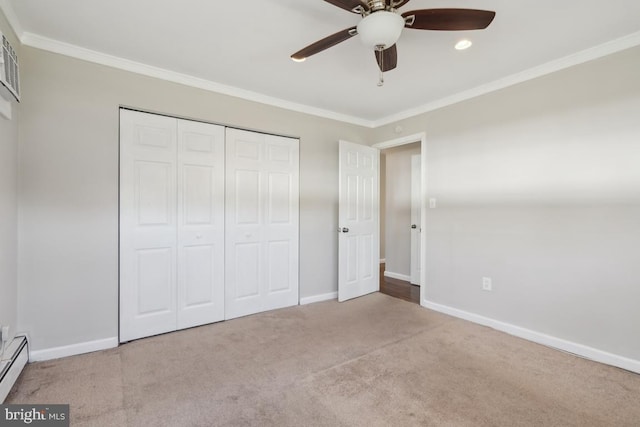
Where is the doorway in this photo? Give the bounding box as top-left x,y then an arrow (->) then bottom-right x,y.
379,263 -> 420,303
374,133 -> 426,306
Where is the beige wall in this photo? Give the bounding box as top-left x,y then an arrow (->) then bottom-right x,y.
0,9 -> 19,343
379,154 -> 385,260
373,46 -> 640,360
17,47 -> 369,352
382,143 -> 420,277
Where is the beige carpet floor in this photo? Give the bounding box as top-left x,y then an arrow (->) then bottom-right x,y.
7,293 -> 640,426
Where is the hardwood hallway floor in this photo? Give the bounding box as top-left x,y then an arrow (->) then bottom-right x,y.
379,263 -> 420,304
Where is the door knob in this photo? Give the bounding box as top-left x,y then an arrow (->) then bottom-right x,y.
411,224 -> 417,229
342,227 -> 349,233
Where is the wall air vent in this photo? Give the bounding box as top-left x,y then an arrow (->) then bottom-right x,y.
0,31 -> 20,102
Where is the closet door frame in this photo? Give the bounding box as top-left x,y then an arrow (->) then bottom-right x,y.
119,108 -> 300,341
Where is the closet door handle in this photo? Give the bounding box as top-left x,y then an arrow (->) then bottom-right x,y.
342,227 -> 349,233
411,224 -> 417,229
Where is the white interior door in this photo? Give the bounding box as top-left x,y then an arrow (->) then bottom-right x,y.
176,119 -> 225,329
225,128 -> 299,320
120,110 -> 178,342
410,154 -> 421,286
338,140 -> 379,302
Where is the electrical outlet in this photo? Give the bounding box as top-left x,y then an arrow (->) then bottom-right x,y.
1,325 -> 9,342
482,277 -> 492,291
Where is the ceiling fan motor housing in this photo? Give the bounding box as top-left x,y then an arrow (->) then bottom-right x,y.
367,1 -> 387,12
357,11 -> 405,49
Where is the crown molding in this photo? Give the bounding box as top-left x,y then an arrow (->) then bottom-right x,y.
20,31 -> 374,128
373,30 -> 640,127
0,0 -> 23,39
372,132 -> 425,150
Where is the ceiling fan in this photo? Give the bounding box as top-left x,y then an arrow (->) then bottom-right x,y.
291,0 -> 496,85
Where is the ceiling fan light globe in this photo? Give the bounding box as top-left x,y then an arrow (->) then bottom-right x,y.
357,11 -> 404,50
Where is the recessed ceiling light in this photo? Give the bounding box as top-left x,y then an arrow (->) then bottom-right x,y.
455,40 -> 472,50
291,56 -> 306,63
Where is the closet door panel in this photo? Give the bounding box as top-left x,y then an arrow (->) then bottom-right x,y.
136,248 -> 174,314
225,129 -> 299,320
225,129 -> 264,318
177,119 -> 225,329
234,242 -> 261,299
263,135 -> 299,310
120,110 -> 178,342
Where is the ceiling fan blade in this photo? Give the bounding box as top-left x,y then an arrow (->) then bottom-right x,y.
387,0 -> 411,9
324,0 -> 368,14
402,9 -> 496,31
291,27 -> 358,61
375,44 -> 398,72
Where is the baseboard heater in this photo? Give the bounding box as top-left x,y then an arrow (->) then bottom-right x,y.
0,336 -> 28,402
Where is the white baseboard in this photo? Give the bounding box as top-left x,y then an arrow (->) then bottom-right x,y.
300,292 -> 338,305
384,271 -> 411,282
422,299 -> 640,374
29,337 -> 118,362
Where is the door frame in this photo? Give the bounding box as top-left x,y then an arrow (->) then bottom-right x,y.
373,132 -> 427,307
410,153 -> 421,286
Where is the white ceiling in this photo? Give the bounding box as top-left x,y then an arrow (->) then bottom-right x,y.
4,0 -> 640,125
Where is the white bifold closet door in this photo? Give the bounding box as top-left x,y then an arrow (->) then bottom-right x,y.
225,128 -> 299,320
120,110 -> 225,342
176,119 -> 225,329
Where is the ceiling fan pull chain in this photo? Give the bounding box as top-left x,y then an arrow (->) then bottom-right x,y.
377,45 -> 385,86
